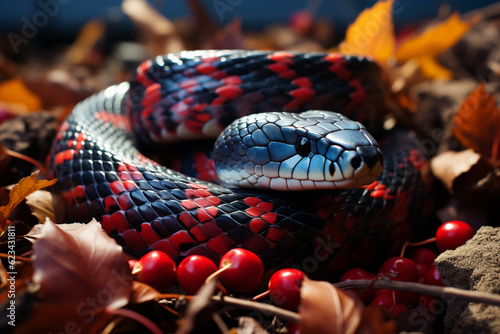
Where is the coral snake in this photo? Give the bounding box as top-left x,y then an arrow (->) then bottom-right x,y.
48,50 -> 429,277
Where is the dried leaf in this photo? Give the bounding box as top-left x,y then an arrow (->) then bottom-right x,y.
16,219 -> 132,333
130,281 -> 161,304
25,190 -> 66,224
24,222 -> 87,242
431,149 -> 481,193
122,0 -> 185,55
299,278 -> 364,334
354,307 -> 396,334
340,0 -> 395,63
395,13 -> 479,62
176,278 -> 217,334
452,83 -> 500,166
0,78 -> 42,112
416,55 -> 453,80
0,171 -> 57,230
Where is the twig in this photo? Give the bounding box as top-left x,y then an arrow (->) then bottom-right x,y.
334,279 -> 500,306
157,293 -> 301,323
0,252 -> 33,263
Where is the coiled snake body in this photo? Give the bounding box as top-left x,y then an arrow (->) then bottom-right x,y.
48,51 -> 429,277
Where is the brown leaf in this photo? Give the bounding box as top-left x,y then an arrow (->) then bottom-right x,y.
431,149 -> 500,200
0,171 -> 57,230
176,278 -> 217,334
130,281 -> 161,304
431,149 -> 482,193
24,222 -> 87,242
299,278 -> 364,334
25,190 -> 66,224
354,307 -> 396,334
122,0 -> 185,55
340,0 -> 395,63
452,83 -> 500,166
16,219 -> 133,333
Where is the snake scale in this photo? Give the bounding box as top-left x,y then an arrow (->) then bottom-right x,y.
48,50 -> 430,278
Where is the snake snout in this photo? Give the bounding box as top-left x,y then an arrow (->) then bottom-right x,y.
356,146 -> 384,169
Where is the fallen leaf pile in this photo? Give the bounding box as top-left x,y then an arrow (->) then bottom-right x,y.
0,0 -> 500,332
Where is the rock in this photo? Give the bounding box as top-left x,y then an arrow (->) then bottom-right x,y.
434,226 -> 500,334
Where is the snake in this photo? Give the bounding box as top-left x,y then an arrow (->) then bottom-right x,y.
48,50 -> 429,278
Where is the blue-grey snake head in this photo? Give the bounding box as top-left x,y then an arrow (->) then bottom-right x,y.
214,110 -> 384,191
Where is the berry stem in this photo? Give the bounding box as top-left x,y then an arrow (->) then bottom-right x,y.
400,237 -> 436,257
205,262 -> 231,284
0,252 -> 33,263
5,148 -> 47,176
334,279 -> 500,306
252,290 -> 270,301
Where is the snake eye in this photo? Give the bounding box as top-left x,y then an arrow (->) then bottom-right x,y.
296,137 -> 311,157
351,156 -> 362,169
329,161 -> 335,176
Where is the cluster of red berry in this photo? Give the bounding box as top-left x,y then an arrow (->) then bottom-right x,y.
128,220 -> 474,322
340,220 -> 474,317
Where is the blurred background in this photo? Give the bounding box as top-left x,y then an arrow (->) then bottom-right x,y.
1,0 -> 498,58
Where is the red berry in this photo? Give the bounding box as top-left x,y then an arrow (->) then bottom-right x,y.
410,248 -> 437,282
410,248 -> 437,267
177,255 -> 217,294
419,295 -> 440,317
268,269 -> 306,311
285,321 -> 301,334
435,220 -> 474,252
369,293 -> 395,310
340,268 -> 375,304
218,248 -> 264,294
377,257 -> 419,305
136,251 -> 176,292
423,264 -> 443,286
391,303 -> 412,317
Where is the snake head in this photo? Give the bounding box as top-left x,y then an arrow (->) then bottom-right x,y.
214,110 -> 383,191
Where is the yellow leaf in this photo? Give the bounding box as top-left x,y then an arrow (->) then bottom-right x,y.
395,12 -> 480,62
0,78 -> 42,112
340,0 -> 395,63
417,55 -> 453,80
0,171 -> 57,230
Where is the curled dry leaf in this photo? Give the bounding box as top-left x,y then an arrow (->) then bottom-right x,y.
431,149 -> 481,193
452,83 -> 500,166
0,171 -> 57,230
431,149 -> 500,199
16,219 -> 133,333
24,222 -> 87,242
25,190 -> 66,224
299,278 -> 364,334
339,0 -> 395,64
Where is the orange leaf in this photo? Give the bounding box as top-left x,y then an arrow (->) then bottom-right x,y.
0,78 -> 42,112
355,306 -> 396,334
0,171 -> 57,230
340,0 -> 395,63
395,12 -> 479,62
416,55 -> 453,80
452,83 -> 500,166
299,278 -> 364,334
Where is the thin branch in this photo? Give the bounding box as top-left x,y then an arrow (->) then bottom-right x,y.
334,279 -> 500,306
